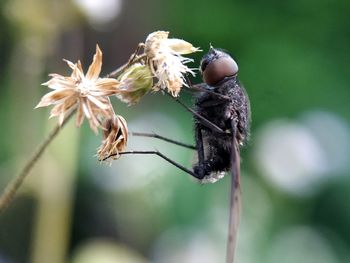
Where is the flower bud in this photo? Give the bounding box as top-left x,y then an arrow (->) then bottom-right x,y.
116,63 -> 153,105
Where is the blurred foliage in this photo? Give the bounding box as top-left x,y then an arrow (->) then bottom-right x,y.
1,0 -> 350,262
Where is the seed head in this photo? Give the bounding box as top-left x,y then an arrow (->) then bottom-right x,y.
144,31 -> 200,96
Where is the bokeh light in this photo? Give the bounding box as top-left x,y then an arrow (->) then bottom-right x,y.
73,0 -> 123,28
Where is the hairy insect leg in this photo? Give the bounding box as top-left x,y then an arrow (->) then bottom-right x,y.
166,93 -> 228,135
107,150 -> 205,179
130,131 -> 196,150
184,75 -> 231,101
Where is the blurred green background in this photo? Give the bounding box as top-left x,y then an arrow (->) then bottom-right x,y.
1,0 -> 350,262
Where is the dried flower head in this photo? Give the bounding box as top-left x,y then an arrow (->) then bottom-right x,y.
116,63 -> 153,105
144,31 -> 200,96
97,115 -> 128,161
36,45 -> 120,133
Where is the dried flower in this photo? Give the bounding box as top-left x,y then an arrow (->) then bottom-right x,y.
116,63 -> 153,105
97,115 -> 128,161
36,45 -> 120,133
144,31 -> 200,96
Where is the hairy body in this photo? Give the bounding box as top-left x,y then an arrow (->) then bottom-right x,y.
193,49 -> 250,181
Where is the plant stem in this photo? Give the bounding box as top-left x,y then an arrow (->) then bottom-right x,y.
0,109 -> 76,213
106,51 -> 146,78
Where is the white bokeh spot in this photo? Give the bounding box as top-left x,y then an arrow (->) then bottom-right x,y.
254,120 -> 327,196
254,111 -> 350,196
74,0 -> 122,26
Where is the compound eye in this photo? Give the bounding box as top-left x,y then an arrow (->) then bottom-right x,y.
202,56 -> 239,86
200,59 -> 209,72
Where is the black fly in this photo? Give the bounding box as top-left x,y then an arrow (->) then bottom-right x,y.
165,47 -> 250,263
191,48 -> 250,263
193,48 -> 250,182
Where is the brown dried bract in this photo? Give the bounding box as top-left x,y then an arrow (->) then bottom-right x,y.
97,115 -> 128,161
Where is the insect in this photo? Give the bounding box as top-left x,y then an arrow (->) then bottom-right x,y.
192,48 -> 250,182
187,48 -> 250,263
112,47 -> 250,263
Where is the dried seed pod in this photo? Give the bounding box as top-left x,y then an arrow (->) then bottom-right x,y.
97,115 -> 128,161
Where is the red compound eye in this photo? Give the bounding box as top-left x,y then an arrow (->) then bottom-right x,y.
202,56 -> 238,86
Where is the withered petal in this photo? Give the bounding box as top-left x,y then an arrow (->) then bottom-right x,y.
62,96 -> 78,111
70,61 -> 84,81
86,45 -> 102,81
36,89 -> 74,108
97,114 -> 128,161
42,77 -> 76,90
94,78 -> 119,94
87,94 -> 111,110
76,104 -> 85,127
165,39 -> 201,54
49,103 -> 63,117
58,112 -> 65,125
117,115 -> 128,142
81,99 -> 91,119
64,59 -> 76,70
86,100 -> 101,134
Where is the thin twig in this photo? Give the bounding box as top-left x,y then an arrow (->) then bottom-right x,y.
130,131 -> 196,150
106,44 -> 146,78
0,109 -> 76,213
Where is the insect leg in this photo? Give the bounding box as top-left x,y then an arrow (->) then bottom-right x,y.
130,131 -> 196,150
167,93 -> 228,135
107,150 -> 204,179
184,76 -> 231,101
